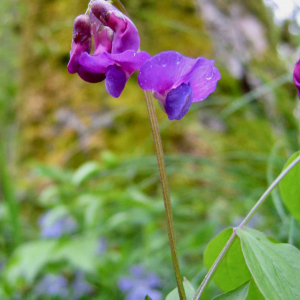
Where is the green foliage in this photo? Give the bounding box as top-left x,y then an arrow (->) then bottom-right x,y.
6,235 -> 99,284
165,279 -> 195,300
279,152 -> 300,222
204,228 -> 251,292
212,281 -> 250,300
237,227 -> 300,300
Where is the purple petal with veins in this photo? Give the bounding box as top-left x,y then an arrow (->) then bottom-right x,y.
138,51 -> 196,95
181,58 -> 220,102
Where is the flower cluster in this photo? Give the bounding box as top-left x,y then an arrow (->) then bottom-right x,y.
68,0 -> 220,119
38,211 -> 77,238
118,265 -> 162,300
34,272 -> 94,300
67,1 -> 150,98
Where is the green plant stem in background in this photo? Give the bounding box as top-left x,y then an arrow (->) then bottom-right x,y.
288,217 -> 295,245
267,141 -> 286,221
143,90 -> 187,300
0,139 -> 21,248
193,154 -> 300,300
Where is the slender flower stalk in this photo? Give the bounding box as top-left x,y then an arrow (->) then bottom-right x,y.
193,154 -> 300,300
143,90 -> 187,300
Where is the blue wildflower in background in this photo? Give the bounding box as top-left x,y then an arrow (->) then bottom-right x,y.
35,274 -> 69,298
38,211 -> 77,238
96,237 -> 108,255
118,265 -> 162,300
70,271 -> 94,300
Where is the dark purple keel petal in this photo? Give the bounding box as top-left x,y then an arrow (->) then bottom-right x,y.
138,51 -> 196,95
77,66 -> 106,83
105,65 -> 127,98
182,58 -> 221,102
164,83 -> 193,120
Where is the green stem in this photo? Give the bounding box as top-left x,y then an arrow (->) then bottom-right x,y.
0,138 -> 20,248
193,154 -> 300,300
143,90 -> 187,300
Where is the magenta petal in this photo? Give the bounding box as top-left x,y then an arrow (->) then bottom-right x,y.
165,83 -> 193,120
105,65 -> 127,98
68,41 -> 91,74
138,51 -> 196,95
108,12 -> 140,53
78,52 -> 109,74
104,51 -> 151,74
67,15 -> 92,74
294,58 -> 300,100
79,50 -> 150,76
182,58 -> 221,102
91,1 -> 140,53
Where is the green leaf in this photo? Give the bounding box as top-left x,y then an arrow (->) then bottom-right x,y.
72,162 -> 100,186
166,279 -> 195,300
35,165 -> 72,182
237,227 -> 300,300
53,235 -> 98,272
144,297 -> 152,300
5,235 -> 99,285
204,228 -> 251,292
279,152 -> 300,222
6,240 -> 57,284
212,281 -> 250,300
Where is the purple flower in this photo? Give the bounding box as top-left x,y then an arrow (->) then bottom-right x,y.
118,265 -> 162,300
68,1 -> 151,98
294,56 -> 300,99
96,237 -> 107,255
70,271 -> 94,300
138,51 -> 221,120
34,274 -> 69,298
38,211 -> 77,239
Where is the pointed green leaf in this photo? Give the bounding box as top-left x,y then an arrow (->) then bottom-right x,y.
212,281 -> 250,300
166,280 -> 195,300
204,228 -> 251,292
279,152 -> 300,222
72,161 -> 101,186
145,297 -> 152,300
237,227 -> 300,300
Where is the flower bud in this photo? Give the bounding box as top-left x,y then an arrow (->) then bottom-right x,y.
73,14 -> 92,44
91,0 -> 139,54
67,15 -> 92,74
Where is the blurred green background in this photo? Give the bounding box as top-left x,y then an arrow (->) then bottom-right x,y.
0,0 -> 300,299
